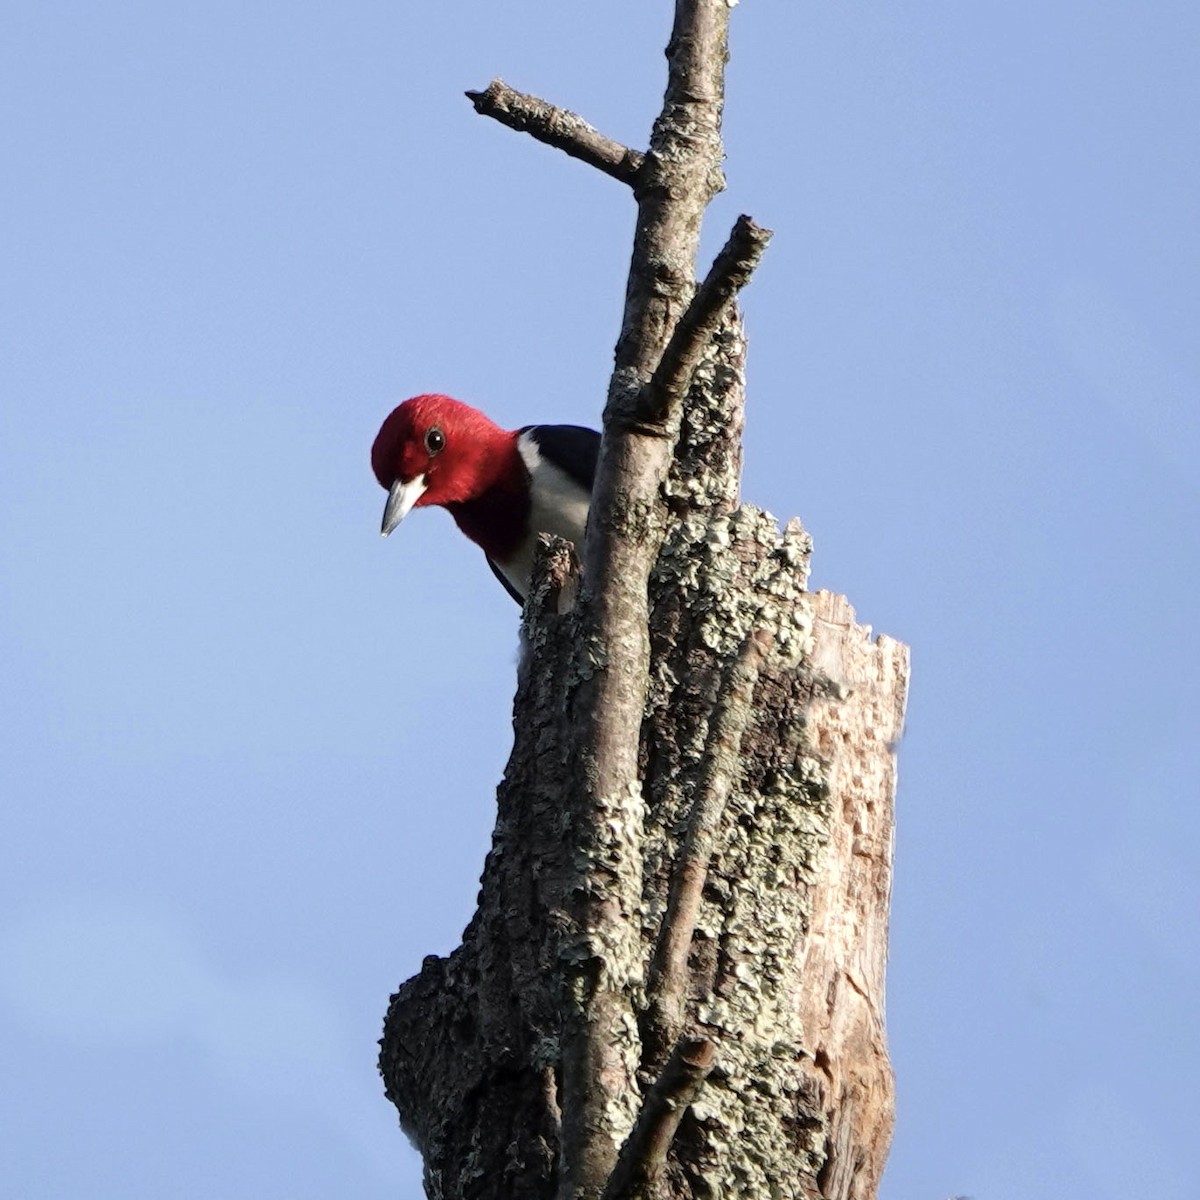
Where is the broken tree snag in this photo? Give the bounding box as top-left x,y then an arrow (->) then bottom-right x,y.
466,79 -> 645,185
381,3 -> 910,1199
638,501 -> 907,1200
379,538 -> 588,1200
380,513 -> 908,1200
802,592 -> 909,1200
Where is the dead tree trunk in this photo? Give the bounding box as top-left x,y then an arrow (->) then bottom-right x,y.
379,5 -> 909,1199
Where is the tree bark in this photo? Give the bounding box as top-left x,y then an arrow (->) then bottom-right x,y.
380,6 -> 909,1199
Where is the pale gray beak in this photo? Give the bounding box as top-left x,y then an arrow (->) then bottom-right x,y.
381,475 -> 428,537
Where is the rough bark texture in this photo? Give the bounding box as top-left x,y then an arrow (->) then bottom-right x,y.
380,327 -> 909,1200
465,80 -> 644,185
554,9 -> 741,1189
379,4 -> 909,1198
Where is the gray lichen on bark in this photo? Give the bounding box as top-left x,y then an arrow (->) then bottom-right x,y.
379,3 -> 908,1198
380,314 -> 908,1199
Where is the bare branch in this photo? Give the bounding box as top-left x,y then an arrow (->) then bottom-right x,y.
636,215 -> 773,429
643,628 -> 773,1062
560,3 -> 735,1194
382,5 -> 908,1196
466,79 -> 644,185
600,1036 -> 718,1200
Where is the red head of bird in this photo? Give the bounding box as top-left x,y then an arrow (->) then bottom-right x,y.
371,394 -> 521,534
371,393 -> 599,602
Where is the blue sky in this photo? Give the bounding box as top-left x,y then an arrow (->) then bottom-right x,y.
2,3 -> 1197,1197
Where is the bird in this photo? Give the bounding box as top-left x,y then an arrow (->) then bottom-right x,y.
371,394 -> 600,603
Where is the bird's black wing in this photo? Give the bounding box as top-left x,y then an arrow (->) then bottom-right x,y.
486,555 -> 525,605
520,424 -> 601,494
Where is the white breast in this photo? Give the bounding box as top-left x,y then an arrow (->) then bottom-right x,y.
497,434 -> 592,598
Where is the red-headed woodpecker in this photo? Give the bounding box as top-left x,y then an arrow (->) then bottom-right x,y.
371,394 -> 599,603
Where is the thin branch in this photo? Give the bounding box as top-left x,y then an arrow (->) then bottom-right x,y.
636,215 -> 773,429
466,79 -> 644,185
559,3 -> 734,1196
643,628 -> 773,1062
600,1036 -> 718,1200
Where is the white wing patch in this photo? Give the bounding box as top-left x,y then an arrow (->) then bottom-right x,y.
499,433 -> 592,598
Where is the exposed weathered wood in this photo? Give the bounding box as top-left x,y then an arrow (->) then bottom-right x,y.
379,5 -> 908,1199
380,328 -> 909,1199
802,591 -> 908,1199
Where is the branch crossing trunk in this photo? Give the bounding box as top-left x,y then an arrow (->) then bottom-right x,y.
379,5 -> 909,1198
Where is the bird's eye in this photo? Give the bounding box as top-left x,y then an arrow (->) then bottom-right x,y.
424,427 -> 446,455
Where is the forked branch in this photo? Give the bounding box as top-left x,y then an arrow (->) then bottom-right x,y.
470,6 -> 742,1199
639,216 -> 773,428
